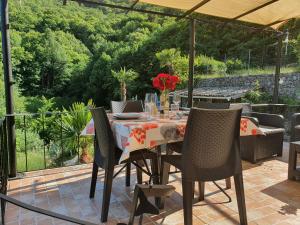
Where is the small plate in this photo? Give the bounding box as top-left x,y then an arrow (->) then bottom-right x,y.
113,113 -> 142,120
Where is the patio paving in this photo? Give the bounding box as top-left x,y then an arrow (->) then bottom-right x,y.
5,142 -> 300,225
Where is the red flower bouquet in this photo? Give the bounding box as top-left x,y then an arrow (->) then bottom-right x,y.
152,73 -> 180,113
152,73 -> 180,91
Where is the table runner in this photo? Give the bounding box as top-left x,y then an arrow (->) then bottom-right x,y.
81,114 -> 264,163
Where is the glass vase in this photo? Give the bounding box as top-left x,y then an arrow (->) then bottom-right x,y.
160,91 -> 170,115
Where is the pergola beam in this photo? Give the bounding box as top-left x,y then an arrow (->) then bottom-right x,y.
126,0 -> 139,14
188,19 -> 196,108
177,0 -> 211,20
1,0 -> 16,177
273,33 -> 283,103
230,0 -> 280,22
129,0 -> 139,10
69,0 -> 180,18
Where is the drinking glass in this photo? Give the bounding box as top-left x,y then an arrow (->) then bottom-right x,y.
144,93 -> 156,119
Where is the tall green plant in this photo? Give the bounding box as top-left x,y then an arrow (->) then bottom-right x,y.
61,100 -> 94,158
111,67 -> 138,101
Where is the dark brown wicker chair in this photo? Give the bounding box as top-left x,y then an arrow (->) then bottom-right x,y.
291,113 -> 300,142
165,102 -> 231,189
110,100 -> 145,186
240,112 -> 285,163
161,108 -> 247,225
198,101 -> 230,109
89,107 -> 158,222
111,100 -> 144,113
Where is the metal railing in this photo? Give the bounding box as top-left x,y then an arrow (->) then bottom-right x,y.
0,116 -> 97,225
5,111 -> 93,173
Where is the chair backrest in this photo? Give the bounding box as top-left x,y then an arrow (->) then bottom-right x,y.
198,101 -> 230,109
90,107 -> 115,168
111,100 -> 144,113
182,107 -> 242,182
230,103 -> 252,115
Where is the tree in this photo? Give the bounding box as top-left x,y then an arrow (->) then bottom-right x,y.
156,48 -> 181,75
111,67 -> 138,101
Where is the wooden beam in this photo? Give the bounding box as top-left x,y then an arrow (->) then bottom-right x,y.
230,0 -> 279,21
69,0 -> 180,18
177,0 -> 211,20
272,34 -> 283,103
188,19 -> 196,108
126,0 -> 139,14
1,0 -> 16,177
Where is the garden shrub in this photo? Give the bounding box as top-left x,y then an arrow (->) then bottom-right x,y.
195,55 -> 226,75
225,58 -> 245,74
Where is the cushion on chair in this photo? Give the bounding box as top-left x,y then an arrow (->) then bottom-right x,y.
259,125 -> 285,135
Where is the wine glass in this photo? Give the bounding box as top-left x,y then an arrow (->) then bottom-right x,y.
173,92 -> 181,106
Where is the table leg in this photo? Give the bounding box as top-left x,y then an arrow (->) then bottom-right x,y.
288,144 -> 297,180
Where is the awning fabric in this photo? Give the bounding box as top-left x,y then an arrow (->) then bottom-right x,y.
139,0 -> 300,29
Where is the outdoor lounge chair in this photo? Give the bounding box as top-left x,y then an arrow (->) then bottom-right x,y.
160,107 -> 247,225
89,107 -> 159,222
240,112 -> 285,163
291,113 -> 300,142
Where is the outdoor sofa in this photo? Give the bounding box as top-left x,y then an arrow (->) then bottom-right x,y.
291,113 -> 300,142
232,104 -> 285,163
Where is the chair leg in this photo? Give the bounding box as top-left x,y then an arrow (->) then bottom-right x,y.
128,185 -> 140,225
101,166 -> 114,223
89,162 -> 98,198
198,182 -> 205,201
234,173 -> 248,225
126,163 -> 131,187
225,177 -> 231,189
182,180 -> 194,225
136,160 -> 143,184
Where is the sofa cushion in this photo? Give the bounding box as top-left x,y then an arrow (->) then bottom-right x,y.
259,125 -> 285,135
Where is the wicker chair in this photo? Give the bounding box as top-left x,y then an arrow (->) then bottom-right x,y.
89,107 -> 158,222
291,113 -> 300,142
240,112 -> 285,163
111,100 -> 145,186
198,101 -> 230,109
111,100 -> 144,113
161,108 -> 247,225
165,102 -> 231,190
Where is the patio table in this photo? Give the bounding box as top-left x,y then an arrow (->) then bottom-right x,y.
81,113 -> 265,163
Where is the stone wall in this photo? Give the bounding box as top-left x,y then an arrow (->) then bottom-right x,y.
195,73 -> 300,98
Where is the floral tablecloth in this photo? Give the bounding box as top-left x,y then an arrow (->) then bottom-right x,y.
81,114 -> 264,163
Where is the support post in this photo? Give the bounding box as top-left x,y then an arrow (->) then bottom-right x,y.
1,0 -> 16,177
272,34 -> 283,104
188,19 -> 195,108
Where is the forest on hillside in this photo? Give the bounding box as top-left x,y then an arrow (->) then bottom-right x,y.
1,0 -> 300,172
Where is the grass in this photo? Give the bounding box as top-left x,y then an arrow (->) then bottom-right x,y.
17,150 -> 46,172
195,66 -> 300,80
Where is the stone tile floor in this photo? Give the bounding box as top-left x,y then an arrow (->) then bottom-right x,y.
5,143 -> 300,225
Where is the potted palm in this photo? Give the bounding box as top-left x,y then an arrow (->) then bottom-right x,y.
112,67 -> 138,101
